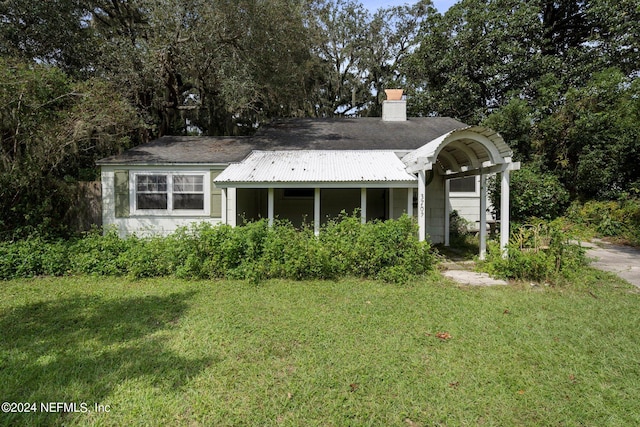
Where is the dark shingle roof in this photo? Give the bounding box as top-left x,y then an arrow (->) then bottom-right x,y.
97,117 -> 468,165
252,117 -> 468,150
96,136 -> 255,165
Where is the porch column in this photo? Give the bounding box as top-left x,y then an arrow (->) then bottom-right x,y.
444,179 -> 450,247
407,187 -> 413,217
268,187 -> 274,226
388,188 -> 394,220
228,188 -> 237,227
360,188 -> 367,224
500,168 -> 510,258
418,170 -> 427,242
314,187 -> 320,236
479,173 -> 487,260
221,188 -> 228,224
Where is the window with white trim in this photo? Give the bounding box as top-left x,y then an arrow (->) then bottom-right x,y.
133,172 -> 207,214
136,174 -> 168,209
173,175 -> 205,209
449,176 -> 477,193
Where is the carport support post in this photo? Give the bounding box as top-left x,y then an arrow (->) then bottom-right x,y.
479,173 -> 487,260
268,187 -> 274,226
361,188 -> 367,224
314,187 -> 320,236
221,188 -> 227,224
418,170 -> 427,242
500,168 -> 510,258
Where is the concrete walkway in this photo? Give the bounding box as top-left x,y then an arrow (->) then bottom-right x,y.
440,240 -> 640,287
582,239 -> 640,287
440,260 -> 508,286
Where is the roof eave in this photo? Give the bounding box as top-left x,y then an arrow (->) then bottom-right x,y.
97,161 -> 231,167
214,180 -> 418,189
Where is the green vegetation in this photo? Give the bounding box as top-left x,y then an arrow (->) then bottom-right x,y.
488,166 -> 570,222
566,200 -> 640,247
0,215 -> 434,284
479,220 -> 588,284
2,0 -> 639,239
1,275 -> 638,426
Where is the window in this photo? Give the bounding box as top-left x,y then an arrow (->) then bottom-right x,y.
133,173 -> 206,214
136,175 -> 168,209
173,175 -> 204,209
449,176 -> 476,193
283,188 -> 314,199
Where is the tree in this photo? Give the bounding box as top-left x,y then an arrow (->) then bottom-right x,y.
407,0 -> 547,122
88,0 -> 319,136
0,0 -> 96,75
305,0 -> 432,117
0,58 -> 141,238
407,0 -> 640,122
534,69 -> 640,200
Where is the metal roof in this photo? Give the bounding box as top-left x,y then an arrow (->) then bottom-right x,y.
402,126 -> 513,173
214,150 -> 417,188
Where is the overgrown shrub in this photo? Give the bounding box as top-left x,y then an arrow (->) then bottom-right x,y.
0,214 -> 435,283
69,228 -> 131,275
479,219 -> 588,283
319,213 -> 434,282
489,166 -> 570,222
566,199 -> 640,245
449,210 -> 471,238
0,237 -> 70,279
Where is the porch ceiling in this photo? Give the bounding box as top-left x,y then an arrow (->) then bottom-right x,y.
214,150 -> 417,188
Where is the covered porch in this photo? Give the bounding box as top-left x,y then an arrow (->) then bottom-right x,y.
214,150 -> 417,236
233,187 -> 414,228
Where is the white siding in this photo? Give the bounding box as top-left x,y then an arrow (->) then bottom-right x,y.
448,175 -> 493,229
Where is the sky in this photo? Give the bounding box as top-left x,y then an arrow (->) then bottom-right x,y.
361,0 -> 458,14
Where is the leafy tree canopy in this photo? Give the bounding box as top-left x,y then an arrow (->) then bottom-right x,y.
1,0 -> 638,236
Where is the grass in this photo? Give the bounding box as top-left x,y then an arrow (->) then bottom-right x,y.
1,274 -> 639,426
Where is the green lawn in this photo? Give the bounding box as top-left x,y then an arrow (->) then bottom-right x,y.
1,274 -> 639,426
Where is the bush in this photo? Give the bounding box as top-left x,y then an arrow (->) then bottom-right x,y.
489,166 -> 570,222
566,199 -> 640,245
479,219 -> 588,284
69,228 -> 131,276
0,236 -> 70,279
1,215 -> 436,283
319,212 -> 434,283
449,210 -> 471,238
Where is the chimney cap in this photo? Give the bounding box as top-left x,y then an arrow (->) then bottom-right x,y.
384,89 -> 404,101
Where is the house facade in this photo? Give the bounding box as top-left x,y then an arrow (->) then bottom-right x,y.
97,95 -> 519,257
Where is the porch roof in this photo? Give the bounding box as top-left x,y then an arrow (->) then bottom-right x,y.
402,126 -> 513,174
214,150 -> 417,188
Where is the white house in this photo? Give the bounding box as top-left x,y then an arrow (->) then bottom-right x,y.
97,92 -> 519,258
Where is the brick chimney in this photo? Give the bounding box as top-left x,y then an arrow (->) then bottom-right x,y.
382,89 -> 406,121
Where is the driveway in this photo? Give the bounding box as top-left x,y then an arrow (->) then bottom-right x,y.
583,240 -> 640,287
